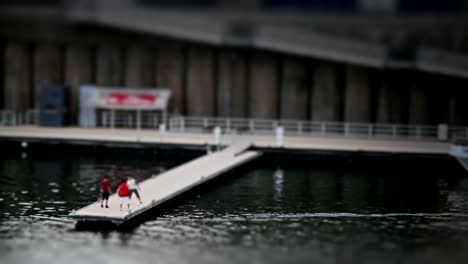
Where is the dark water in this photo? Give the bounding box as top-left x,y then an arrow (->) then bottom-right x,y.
1,146 -> 468,264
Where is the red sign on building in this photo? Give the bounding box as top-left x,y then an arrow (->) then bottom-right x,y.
106,93 -> 157,107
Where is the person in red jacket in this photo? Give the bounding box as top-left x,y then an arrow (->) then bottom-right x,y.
117,179 -> 131,211
100,175 -> 111,208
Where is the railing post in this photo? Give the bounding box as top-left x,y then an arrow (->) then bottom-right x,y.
159,123 -> 166,133
416,126 -> 421,139
321,122 -> 326,136
298,122 -> 302,136
127,114 -> 133,128
6,112 -> 9,125
153,113 -> 158,129
34,109 -> 38,125
24,112 -> 29,125
180,116 -> 185,132
437,124 -> 448,141
226,118 -> 231,133
213,126 -> 221,150
276,126 -> 284,147
344,123 -> 349,137
136,110 -> 141,130
368,124 -> 373,137
110,109 -> 115,129
102,111 -> 107,127
392,125 -> 397,138
5,111 -> 9,126
249,119 -> 254,133
203,118 -> 208,128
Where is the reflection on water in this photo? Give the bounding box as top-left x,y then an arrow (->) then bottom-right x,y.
273,168 -> 284,201
1,149 -> 468,264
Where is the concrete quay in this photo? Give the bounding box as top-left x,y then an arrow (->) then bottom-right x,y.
0,126 -> 450,155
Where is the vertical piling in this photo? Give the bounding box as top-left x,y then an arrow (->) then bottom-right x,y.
4,42 -> 32,112
157,44 -> 184,115
311,61 -> 341,121
65,45 -> 92,124
248,52 -> 278,119
96,45 -> 124,86
344,65 -> 371,123
280,57 -> 308,120
186,45 -> 215,116
33,44 -> 63,109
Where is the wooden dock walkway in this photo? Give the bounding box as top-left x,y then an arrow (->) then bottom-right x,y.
68,142 -> 261,224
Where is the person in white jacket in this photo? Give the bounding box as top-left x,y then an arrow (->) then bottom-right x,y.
127,176 -> 142,204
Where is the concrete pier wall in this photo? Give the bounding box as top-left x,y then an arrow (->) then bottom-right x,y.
186,45 -> 215,116
0,21 -> 466,127
0,10 -> 467,129
33,44 -> 63,108
280,57 -> 308,120
4,43 -> 31,112
1,39 -> 464,127
3,42 -> 461,127
311,61 -> 342,121
248,52 -> 278,119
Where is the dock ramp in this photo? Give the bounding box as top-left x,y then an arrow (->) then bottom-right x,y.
68,142 -> 261,224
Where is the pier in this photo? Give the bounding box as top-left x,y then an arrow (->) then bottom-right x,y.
68,142 -> 261,224
0,118 -> 457,225
0,125 -> 450,155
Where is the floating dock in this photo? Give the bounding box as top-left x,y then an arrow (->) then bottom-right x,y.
68,142 -> 261,224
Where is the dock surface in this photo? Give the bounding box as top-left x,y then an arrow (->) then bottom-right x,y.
0,126 -> 450,155
68,142 -> 261,223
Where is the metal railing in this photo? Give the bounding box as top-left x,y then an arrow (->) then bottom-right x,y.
98,109 -> 164,130
0,109 -> 39,126
2,109 -> 468,142
168,116 -> 456,141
